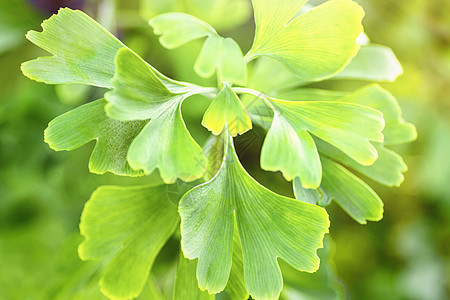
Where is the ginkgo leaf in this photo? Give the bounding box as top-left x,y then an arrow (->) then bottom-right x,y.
294,157 -> 384,224
276,85 -> 413,186
337,84 -> 417,145
266,98 -> 385,166
202,134 -> 225,181
79,184 -> 179,299
261,112 -> 322,188
127,100 -> 206,183
224,225 -> 248,300
22,8 -> 191,90
320,157 -> 383,224
150,13 -> 247,85
202,83 -> 252,136
174,253 -> 213,300
105,47 -> 207,183
179,133 -> 329,299
334,44 -> 403,82
105,48 -> 181,121
44,99 -> 146,176
280,237 -> 344,300
278,84 -> 416,145
21,8 -> 124,87
319,141 -> 408,187
149,12 -> 217,49
247,0 -> 364,80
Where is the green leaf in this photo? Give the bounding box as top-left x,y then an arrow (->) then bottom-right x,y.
22,8 -> 190,90
150,13 -> 247,85
21,8 -> 125,87
293,179 -> 326,205
105,48 -> 181,121
266,98 -> 385,166
337,84 -> 417,145
277,85 -> 414,186
79,184 -> 179,299
218,38 -> 247,85
179,133 -> 329,299
127,100 -> 206,183
174,253 -> 213,300
318,141 -> 408,187
277,84 -> 417,145
320,157 -> 383,224
202,134 -> 225,181
247,0 -> 364,80
261,112 -> 321,188
294,157 -> 384,224
280,237 -> 345,300
202,83 -> 252,136
334,44 -> 403,82
44,99 -> 146,176
149,12 -> 217,49
224,225 -> 248,300
105,47 -> 207,183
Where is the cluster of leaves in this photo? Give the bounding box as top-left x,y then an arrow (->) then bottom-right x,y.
21,0 -> 416,299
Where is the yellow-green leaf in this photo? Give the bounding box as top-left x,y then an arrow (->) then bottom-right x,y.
247,0 -> 364,80
202,83 -> 252,136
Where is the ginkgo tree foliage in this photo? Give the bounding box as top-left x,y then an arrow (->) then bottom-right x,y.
21,0 -> 416,299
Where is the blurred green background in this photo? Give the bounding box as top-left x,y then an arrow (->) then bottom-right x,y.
0,0 -> 448,299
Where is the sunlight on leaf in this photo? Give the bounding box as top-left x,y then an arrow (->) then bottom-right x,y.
248,0 -> 364,80
44,99 -> 146,176
202,83 -> 252,136
79,185 -> 179,299
179,133 -> 329,299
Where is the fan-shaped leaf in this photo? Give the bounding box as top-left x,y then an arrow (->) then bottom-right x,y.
79,185 -> 179,299
44,99 -> 146,176
202,83 -> 252,136
179,133 -> 329,299
248,0 -> 364,80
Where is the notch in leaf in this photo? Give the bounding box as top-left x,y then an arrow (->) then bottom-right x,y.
179,133 -> 329,299
259,96 -> 385,189
105,48 -> 207,183
150,12 -> 247,85
79,184 -> 179,299
202,83 -> 252,136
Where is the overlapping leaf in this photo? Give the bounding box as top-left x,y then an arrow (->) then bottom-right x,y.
260,97 -> 384,188
179,133 -> 329,299
247,0 -> 364,80
294,157 -> 383,224
79,184 -> 179,299
105,48 -> 206,183
174,253 -> 213,300
202,83 -> 252,136
150,13 -> 246,84
23,8 -> 206,181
